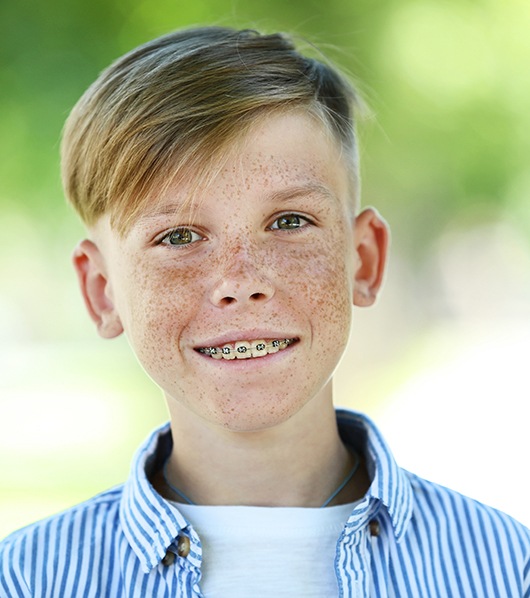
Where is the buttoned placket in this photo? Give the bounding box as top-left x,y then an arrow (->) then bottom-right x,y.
159,531 -> 204,598
335,499 -> 388,598
368,511 -> 394,598
162,534 -> 191,566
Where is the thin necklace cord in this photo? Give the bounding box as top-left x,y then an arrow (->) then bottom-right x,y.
162,451 -> 360,508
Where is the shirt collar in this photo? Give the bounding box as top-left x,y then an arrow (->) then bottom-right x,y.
336,409 -> 413,541
119,423 -> 193,573
121,410 -> 414,571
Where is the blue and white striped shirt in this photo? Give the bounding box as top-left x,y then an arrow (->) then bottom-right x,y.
2,410 -> 529,597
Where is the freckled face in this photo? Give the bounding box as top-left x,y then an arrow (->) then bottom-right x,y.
93,111 -> 359,431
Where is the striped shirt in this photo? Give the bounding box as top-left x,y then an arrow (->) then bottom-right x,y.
1,409 -> 529,597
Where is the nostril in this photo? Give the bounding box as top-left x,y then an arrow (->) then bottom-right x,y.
210,278 -> 275,307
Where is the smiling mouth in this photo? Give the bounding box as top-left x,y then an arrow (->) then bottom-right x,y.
197,338 -> 297,360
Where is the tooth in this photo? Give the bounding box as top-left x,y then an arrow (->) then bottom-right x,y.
220,345 -> 235,360
200,338 -> 295,359
209,347 -> 222,360
250,340 -> 267,358
234,341 -> 252,359
267,339 -> 281,353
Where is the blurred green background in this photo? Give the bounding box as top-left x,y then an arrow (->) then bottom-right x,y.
1,0 -> 530,536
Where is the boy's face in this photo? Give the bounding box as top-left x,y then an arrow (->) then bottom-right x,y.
74,110 -> 388,432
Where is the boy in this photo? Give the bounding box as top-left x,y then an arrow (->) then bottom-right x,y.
1,26 -> 529,597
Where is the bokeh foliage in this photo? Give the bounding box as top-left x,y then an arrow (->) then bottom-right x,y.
2,0 -> 529,251
1,0 -> 530,535
2,0 -> 530,342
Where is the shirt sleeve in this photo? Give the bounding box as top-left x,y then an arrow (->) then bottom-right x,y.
0,532 -> 32,598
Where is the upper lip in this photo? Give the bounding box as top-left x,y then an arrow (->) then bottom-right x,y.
194,330 -> 299,349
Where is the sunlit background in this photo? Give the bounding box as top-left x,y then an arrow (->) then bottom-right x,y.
1,0 -> 529,537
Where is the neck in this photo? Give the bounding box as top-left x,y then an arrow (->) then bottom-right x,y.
161,391 -> 369,508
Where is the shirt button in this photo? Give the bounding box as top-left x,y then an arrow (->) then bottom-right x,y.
162,551 -> 175,566
177,535 -> 191,558
369,520 -> 380,537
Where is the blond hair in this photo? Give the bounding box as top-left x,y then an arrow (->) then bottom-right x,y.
61,26 -> 360,234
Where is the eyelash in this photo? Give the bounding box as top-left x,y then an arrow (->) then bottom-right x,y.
157,213 -> 313,247
159,227 -> 204,247
268,213 -> 313,232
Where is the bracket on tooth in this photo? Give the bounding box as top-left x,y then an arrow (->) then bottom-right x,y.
198,347 -> 216,356
198,338 -> 293,356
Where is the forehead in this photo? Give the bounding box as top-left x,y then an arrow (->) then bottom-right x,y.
123,110 -> 355,230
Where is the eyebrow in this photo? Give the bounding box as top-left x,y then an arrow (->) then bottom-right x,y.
136,182 -> 339,225
266,182 -> 339,204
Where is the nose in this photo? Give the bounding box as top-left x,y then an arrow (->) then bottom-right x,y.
209,247 -> 275,308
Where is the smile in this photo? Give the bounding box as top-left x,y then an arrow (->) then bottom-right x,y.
197,338 -> 296,360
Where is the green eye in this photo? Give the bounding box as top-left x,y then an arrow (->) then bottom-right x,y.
164,228 -> 201,246
271,214 -> 307,230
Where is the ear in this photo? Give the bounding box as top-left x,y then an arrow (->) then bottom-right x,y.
352,208 -> 390,307
72,239 -> 124,338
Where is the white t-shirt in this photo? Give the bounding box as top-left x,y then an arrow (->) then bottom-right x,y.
174,501 -> 358,597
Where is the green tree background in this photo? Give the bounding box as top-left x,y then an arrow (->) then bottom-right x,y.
1,0 -> 529,535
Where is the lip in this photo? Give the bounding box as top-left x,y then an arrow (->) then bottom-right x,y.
192,331 -> 300,366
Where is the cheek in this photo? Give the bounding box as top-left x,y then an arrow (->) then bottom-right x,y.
301,246 -> 353,380
115,257 -> 206,362
282,236 -> 354,330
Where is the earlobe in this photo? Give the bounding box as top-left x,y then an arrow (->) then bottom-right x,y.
352,208 -> 390,307
72,239 -> 124,338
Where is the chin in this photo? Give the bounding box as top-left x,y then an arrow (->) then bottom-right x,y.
204,398 -> 307,434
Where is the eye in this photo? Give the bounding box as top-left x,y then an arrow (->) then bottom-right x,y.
269,214 -> 311,231
161,227 -> 203,246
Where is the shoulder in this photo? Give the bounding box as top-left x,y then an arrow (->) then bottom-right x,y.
406,470 -> 530,551
0,485 -> 124,596
1,484 -> 124,548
